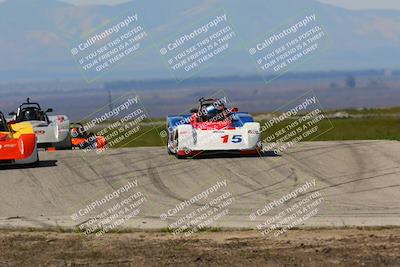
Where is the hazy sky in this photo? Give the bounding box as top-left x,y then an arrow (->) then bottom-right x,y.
317,0 -> 400,10
55,0 -> 400,10
0,0 -> 398,10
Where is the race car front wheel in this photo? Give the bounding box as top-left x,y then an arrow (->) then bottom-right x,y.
167,131 -> 178,155
26,151 -> 39,168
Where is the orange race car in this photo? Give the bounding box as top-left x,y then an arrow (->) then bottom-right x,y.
70,123 -> 106,150
0,111 -> 39,166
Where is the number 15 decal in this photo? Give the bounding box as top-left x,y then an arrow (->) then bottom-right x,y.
221,134 -> 243,143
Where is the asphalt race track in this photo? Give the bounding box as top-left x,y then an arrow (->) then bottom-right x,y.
0,140 -> 399,230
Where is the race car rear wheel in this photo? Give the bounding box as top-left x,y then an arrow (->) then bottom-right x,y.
53,134 -> 72,150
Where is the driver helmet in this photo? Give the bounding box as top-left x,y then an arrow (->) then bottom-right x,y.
205,104 -> 223,120
24,110 -> 32,120
70,127 -> 79,138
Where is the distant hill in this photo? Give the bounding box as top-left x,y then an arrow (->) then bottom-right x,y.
0,0 -> 399,81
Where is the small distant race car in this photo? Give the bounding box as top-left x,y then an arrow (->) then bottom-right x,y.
167,98 -> 262,158
0,111 -> 39,166
8,98 -> 71,149
70,123 -> 106,150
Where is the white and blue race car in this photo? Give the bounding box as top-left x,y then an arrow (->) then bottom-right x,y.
166,98 -> 262,158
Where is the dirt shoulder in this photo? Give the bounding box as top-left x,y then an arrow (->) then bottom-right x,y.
0,228 -> 399,267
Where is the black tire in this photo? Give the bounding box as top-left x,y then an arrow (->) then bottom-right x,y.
167,131 -> 174,155
168,131 -> 179,155
53,134 -> 72,150
25,152 -> 39,168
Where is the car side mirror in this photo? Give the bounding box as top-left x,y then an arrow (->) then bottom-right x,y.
8,112 -> 16,116
190,108 -> 198,113
46,108 -> 53,113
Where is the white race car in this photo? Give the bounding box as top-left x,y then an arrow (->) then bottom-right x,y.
9,98 -> 71,149
167,98 -> 262,158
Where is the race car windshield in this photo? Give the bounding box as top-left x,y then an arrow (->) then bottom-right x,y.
0,113 -> 7,131
19,108 -> 43,121
203,105 -> 225,121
